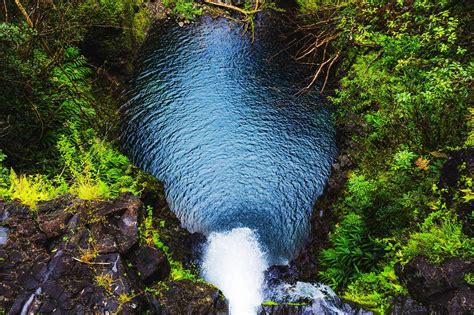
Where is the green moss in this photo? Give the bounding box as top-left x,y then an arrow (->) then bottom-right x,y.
261,300 -> 309,306
139,205 -> 204,282
132,6 -> 151,44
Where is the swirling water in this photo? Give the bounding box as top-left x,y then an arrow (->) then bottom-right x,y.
122,15 -> 337,313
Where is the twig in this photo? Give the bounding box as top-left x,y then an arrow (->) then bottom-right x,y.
14,0 -> 33,27
72,257 -> 112,265
204,0 -> 261,16
3,0 -> 8,22
320,51 -> 340,94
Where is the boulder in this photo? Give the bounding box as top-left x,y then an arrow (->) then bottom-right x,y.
131,245 -> 170,284
397,256 -> 474,314
157,279 -> 228,314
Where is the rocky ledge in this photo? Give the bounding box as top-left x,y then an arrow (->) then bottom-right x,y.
0,193 -> 227,314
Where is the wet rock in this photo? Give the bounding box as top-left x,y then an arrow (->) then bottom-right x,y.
158,279 -> 228,314
0,191 -> 225,314
260,303 -> 311,315
131,245 -> 170,284
397,256 -> 474,314
36,195 -> 76,239
86,192 -> 141,254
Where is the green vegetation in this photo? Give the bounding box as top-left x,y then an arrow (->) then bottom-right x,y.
0,127 -> 140,208
163,0 -> 203,20
139,205 -> 203,282
2,0 -> 472,313
295,0 -> 473,312
0,0 -> 150,206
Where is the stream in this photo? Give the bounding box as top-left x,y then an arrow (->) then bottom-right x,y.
121,13 -> 355,314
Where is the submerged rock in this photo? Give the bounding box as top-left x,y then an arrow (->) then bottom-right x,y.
262,280 -> 371,315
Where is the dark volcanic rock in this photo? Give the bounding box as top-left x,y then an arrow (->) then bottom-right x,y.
37,195 -> 73,238
438,148 -> 474,236
131,245 -> 170,284
260,304 -> 310,314
0,192 -> 224,314
397,256 -> 474,314
388,296 -> 428,314
158,279 -> 228,314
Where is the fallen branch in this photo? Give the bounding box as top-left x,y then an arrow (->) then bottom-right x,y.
204,0 -> 262,16
14,0 -> 33,28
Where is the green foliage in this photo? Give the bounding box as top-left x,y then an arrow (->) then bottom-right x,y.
398,211 -> 474,264
0,151 -> 10,200
57,126 -> 140,200
139,206 -> 202,282
311,1 -> 473,311
391,150 -> 417,172
1,1 -> 151,168
163,0 -> 203,20
0,126 -> 139,206
345,174 -> 376,210
340,150 -> 440,236
465,273 -> 474,286
0,22 -> 96,159
343,264 -> 406,313
319,213 -> 383,289
332,1 -> 473,155
296,0 -> 352,13
8,171 -> 67,209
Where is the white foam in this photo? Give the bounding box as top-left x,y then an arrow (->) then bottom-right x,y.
201,228 -> 268,315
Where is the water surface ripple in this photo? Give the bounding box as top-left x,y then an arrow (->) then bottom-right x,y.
121,15 -> 337,263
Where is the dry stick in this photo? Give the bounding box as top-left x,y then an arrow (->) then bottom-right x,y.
14,0 -> 33,27
204,0 -> 261,15
320,51 -> 340,94
72,257 -> 112,265
3,0 -> 8,22
304,56 -> 333,90
28,98 -> 45,141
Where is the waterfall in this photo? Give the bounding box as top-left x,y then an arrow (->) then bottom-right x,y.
202,228 -> 268,314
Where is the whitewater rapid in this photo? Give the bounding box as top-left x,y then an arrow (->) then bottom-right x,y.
202,228 -> 268,314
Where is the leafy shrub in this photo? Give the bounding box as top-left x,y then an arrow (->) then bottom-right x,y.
305,0 -> 472,312
399,211 -> 474,264
0,151 -> 10,200
0,126 -> 140,206
345,174 -> 376,211
330,1 -> 473,169
391,150 -> 417,172
343,264 -> 406,313
319,213 -> 383,289
163,0 -> 203,20
8,171 -> 67,209
57,126 -> 140,200
340,149 -> 441,237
